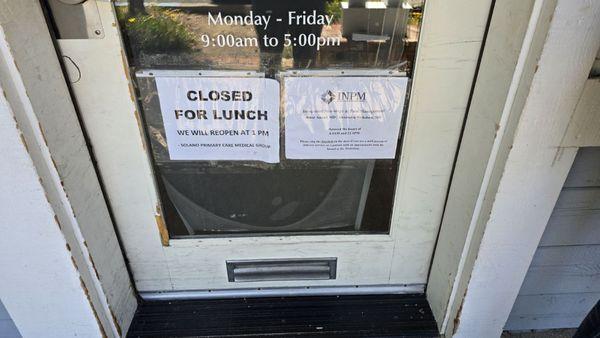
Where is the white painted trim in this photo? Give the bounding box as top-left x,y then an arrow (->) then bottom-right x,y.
444,0 -> 548,332
0,81 -> 101,337
452,0 -> 600,336
388,0 -> 492,286
0,2 -> 136,336
426,0 -> 559,333
0,23 -> 118,338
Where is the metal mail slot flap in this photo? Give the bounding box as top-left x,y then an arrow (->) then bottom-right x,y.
227,258 -> 337,282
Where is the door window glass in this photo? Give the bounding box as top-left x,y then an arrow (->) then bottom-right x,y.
117,0 -> 424,237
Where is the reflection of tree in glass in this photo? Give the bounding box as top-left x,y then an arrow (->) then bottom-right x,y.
252,0 -> 326,75
325,0 -> 342,23
116,0 -> 417,71
129,0 -> 146,16
118,4 -> 195,54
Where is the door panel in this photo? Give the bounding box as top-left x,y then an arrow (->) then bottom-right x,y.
53,0 -> 492,294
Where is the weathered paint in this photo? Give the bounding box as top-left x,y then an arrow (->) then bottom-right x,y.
0,1 -> 137,335
453,0 -> 600,336
0,82 -> 102,337
155,205 -> 170,247
428,0 -> 549,332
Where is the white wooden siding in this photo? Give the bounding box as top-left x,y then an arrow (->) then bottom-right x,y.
0,301 -> 20,338
540,189 -> 600,246
506,293 -> 599,332
505,147 -> 600,331
564,147 -> 600,188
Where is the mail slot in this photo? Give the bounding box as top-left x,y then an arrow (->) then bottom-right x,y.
226,258 -> 337,282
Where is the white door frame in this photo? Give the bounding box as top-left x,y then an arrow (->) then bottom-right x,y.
0,1 -> 136,337
429,0 -> 600,336
451,0 -> 600,335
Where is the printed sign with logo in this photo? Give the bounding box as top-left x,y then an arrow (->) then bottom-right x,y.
284,76 -> 408,159
155,77 -> 280,163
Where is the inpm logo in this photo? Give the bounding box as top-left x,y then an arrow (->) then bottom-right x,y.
320,90 -> 366,104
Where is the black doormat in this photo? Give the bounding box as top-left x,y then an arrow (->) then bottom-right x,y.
127,293 -> 439,337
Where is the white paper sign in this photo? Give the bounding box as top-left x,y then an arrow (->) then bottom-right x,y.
155,77 -> 280,163
284,76 -> 408,159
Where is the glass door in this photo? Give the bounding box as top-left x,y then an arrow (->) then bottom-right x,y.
50,0 -> 491,295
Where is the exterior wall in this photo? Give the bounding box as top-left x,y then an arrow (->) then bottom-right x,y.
505,147 -> 600,331
0,301 -> 20,338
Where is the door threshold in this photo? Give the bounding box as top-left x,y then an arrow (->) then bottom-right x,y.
140,284 -> 425,301
127,293 -> 439,337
